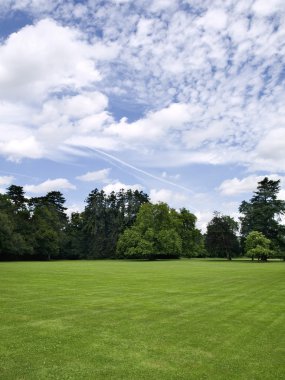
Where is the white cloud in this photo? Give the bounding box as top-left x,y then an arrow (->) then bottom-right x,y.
0,19 -> 101,102
198,8 -> 228,30
0,136 -> 44,161
105,103 -> 197,146
255,128 -> 285,161
0,175 -> 14,186
219,174 -> 283,196
195,211 -> 214,233
51,92 -> 108,120
76,169 -> 111,182
24,178 -> 76,194
150,188 -> 188,208
252,0 -> 284,16
66,202 -> 85,217
103,181 -> 143,194
0,1 -> 285,182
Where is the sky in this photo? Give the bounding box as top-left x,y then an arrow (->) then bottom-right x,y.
0,0 -> 285,231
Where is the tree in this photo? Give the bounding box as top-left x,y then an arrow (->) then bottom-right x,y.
177,208 -> 204,257
1,187 -> 33,259
82,188 -> 149,259
0,198 -> 19,260
117,203 -> 182,260
6,185 -> 27,211
205,212 -> 240,260
239,177 -> 285,253
28,191 -> 68,260
31,205 -> 61,260
62,212 -> 85,259
245,231 -> 273,261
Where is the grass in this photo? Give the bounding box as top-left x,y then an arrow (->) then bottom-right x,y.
0,259 -> 284,379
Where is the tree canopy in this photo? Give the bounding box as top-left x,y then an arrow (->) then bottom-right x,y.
245,231 -> 273,261
117,203 -> 203,260
239,177 -> 285,255
1,176 -> 284,261
205,212 -> 240,260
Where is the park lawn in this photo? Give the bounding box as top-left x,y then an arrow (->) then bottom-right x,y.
0,260 -> 284,380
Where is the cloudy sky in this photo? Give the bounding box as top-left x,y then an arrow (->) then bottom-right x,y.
0,0 -> 285,230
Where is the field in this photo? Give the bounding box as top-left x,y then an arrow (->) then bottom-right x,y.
0,260 -> 284,379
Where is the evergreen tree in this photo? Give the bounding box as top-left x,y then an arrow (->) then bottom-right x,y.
62,212 -> 85,259
82,189 -> 107,258
82,188 -> 149,259
29,192 -> 68,260
239,177 -> 285,253
4,186 -> 33,259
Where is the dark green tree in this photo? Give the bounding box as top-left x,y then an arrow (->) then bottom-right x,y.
177,208 -> 205,257
29,192 -> 67,260
62,212 -> 85,259
6,185 -> 27,211
205,212 -> 240,260
31,204 -> 61,260
82,189 -> 107,258
117,202 -> 182,260
239,177 -> 285,253
0,194 -> 19,260
4,186 -> 33,259
82,188 -> 149,259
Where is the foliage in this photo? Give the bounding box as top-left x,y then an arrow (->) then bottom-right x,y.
2,176 -> 284,262
239,177 -> 285,252
205,212 -> 240,260
177,208 -> 205,257
0,191 -> 33,259
62,212 -> 85,259
245,231 -> 273,261
117,203 -> 203,260
82,188 -> 149,259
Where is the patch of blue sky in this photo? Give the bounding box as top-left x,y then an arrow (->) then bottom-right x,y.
0,10 -> 32,39
1,0 -> 285,228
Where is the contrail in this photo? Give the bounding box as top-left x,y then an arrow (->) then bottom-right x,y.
0,170 -> 39,180
88,147 -> 194,194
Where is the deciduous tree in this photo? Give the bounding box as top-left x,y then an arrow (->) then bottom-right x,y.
245,231 -> 273,261
205,212 -> 240,260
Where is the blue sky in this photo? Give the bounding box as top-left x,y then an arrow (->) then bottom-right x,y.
0,0 -> 285,230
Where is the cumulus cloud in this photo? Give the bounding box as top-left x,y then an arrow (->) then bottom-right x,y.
194,211 -> 214,233
0,0 -> 285,186
76,168 -> 111,182
0,136 -> 44,161
150,188 -> 188,208
66,202 -> 85,217
24,178 -> 76,194
252,0 -> 284,16
0,19 -> 101,102
219,174 -> 284,196
102,181 -> 143,194
0,18 -> 115,161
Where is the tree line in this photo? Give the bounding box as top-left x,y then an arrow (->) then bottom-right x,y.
0,177 -> 284,261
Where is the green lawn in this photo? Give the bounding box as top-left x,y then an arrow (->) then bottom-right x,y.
0,260 -> 284,379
